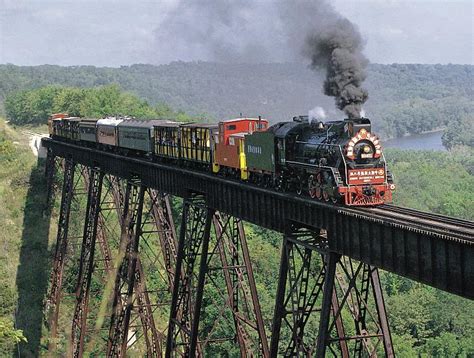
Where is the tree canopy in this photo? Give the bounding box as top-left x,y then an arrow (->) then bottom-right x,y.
4,84 -> 196,124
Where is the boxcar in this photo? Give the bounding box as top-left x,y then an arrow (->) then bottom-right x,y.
180,123 -> 218,165
97,118 -> 123,146
78,118 -> 99,143
154,122 -> 182,160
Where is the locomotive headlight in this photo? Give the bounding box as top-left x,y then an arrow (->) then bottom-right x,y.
363,145 -> 371,153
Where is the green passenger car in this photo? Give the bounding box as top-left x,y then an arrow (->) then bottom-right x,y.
117,120 -> 155,153
244,131 -> 275,173
79,118 -> 98,142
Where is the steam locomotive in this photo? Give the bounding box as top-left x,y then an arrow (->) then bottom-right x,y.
249,116 -> 395,205
48,114 -> 394,206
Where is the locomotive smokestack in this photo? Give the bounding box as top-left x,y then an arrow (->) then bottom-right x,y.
303,16 -> 368,119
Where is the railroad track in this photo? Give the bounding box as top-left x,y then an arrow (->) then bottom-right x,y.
351,204 -> 474,242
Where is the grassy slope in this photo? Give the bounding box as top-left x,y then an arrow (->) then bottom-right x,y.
0,119 -> 56,356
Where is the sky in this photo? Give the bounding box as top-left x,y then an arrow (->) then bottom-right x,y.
0,0 -> 472,67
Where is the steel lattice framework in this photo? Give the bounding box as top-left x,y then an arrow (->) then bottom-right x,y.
41,140 -> 473,357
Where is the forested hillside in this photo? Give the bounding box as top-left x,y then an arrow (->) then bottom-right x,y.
1,63 -> 472,139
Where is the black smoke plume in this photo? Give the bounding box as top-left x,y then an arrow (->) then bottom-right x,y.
153,0 -> 369,118
304,18 -> 369,119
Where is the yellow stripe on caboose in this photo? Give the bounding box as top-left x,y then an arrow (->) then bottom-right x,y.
239,138 -> 248,180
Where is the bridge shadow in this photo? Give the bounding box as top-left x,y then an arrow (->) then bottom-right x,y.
15,161 -> 53,357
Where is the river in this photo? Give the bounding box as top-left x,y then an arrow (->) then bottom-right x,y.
383,130 -> 446,151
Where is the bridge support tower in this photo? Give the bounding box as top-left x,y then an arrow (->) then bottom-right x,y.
270,224 -> 394,357
165,193 -> 269,357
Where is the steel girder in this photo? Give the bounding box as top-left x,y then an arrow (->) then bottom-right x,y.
71,168 -> 104,357
46,159 -> 78,351
211,213 -> 270,357
149,189 -> 179,290
317,257 -> 394,357
166,199 -> 270,357
270,226 -> 330,356
106,179 -> 164,357
64,174 -> 167,357
45,150 -> 59,207
166,194 -> 213,357
106,179 -> 147,356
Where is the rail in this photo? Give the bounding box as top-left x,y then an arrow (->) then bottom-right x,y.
363,204 -> 474,242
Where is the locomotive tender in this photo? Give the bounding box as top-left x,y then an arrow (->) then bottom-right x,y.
48,113 -> 394,206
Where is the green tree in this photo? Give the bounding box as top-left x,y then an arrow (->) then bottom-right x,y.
4,90 -> 30,123
422,333 -> 474,357
442,113 -> 474,149
80,84 -> 122,117
52,87 -> 86,117
0,317 -> 27,355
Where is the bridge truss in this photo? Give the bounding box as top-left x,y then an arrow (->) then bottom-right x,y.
43,148 -> 402,357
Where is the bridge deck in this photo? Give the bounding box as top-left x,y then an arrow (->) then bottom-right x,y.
42,138 -> 474,299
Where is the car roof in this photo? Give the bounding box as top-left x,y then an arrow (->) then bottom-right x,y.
222,117 -> 268,123
118,119 -> 175,128
79,118 -> 99,123
97,118 -> 124,126
180,123 -> 218,129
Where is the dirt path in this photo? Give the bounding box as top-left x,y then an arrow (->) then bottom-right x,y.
23,131 -> 48,157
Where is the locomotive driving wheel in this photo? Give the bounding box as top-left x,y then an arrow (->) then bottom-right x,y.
322,186 -> 331,201
322,172 -> 332,202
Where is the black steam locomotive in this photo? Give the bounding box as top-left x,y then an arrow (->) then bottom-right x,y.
246,116 -> 395,205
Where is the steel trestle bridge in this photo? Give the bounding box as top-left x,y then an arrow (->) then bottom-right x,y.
42,138 -> 473,357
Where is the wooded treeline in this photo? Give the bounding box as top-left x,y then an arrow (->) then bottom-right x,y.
1,62 -> 472,141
